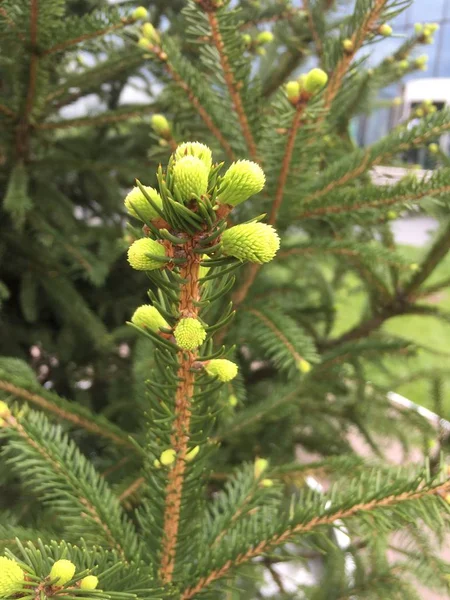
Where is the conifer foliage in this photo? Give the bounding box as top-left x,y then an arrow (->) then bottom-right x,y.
2,0 -> 450,598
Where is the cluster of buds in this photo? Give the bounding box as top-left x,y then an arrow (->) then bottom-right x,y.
414,22 -> 439,45
49,560 -> 98,590
126,141 -> 280,383
254,458 -> 273,488
285,67 -> 328,106
413,99 -> 437,118
0,557 -> 99,599
156,444 -> 200,469
242,30 -> 274,55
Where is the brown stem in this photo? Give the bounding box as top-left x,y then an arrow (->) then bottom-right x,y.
206,10 -> 258,162
269,105 -> 304,225
303,0 -> 323,60
181,478 -> 450,598
160,52 -> 235,161
0,104 -> 16,118
230,105 -> 304,312
159,246 -> 201,584
42,18 -> 133,56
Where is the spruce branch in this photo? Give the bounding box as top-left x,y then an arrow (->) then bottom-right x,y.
37,105 -> 156,130
42,17 -> 134,56
181,476 -> 450,598
323,0 -> 387,112
204,5 -> 259,162
0,6 -> 26,41
0,379 -> 135,451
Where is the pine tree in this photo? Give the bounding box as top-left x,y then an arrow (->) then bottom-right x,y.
2,0 -> 450,598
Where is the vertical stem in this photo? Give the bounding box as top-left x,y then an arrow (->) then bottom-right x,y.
160,245 -> 201,583
207,10 -> 259,162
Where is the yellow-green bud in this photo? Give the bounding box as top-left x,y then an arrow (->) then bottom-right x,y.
0,557 -> 24,598
222,222 -> 280,264
228,394 -> 238,407
414,55 -> 428,67
186,445 -> 200,462
429,23 -> 439,33
50,560 -> 76,586
242,33 -> 252,45
153,459 -> 161,469
342,38 -> 354,52
80,576 -> 99,591
204,359 -> 238,382
429,143 -> 439,154
160,448 -> 176,466
387,210 -> 398,220
174,142 -> 212,171
124,186 -> 162,222
398,59 -> 409,70
138,38 -> 150,50
0,401 -> 10,416
415,107 -> 424,117
151,114 -> 170,136
286,81 -> 300,104
392,97 -> 402,106
174,318 -> 206,350
132,6 -> 148,20
423,26 -> 431,37
414,23 -> 423,34
304,68 -> 328,94
256,47 -> 266,56
261,478 -> 274,487
379,24 -> 392,36
257,31 -> 274,44
217,160 -> 265,206
131,305 -> 169,332
297,358 -> 311,374
425,36 -> 434,45
142,22 -> 159,44
127,238 -> 167,271
173,156 -> 209,201
410,263 -> 419,271
254,458 -> 268,478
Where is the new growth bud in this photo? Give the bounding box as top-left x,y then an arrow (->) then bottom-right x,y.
49,560 -> 76,586
204,359 -> 238,382
304,68 -> 328,94
127,238 -> 167,271
160,449 -> 176,466
173,156 -> 209,201
151,114 -> 170,136
429,143 -> 439,154
257,31 -> 274,44
285,80 -> 300,104
342,38 -> 354,52
142,22 -> 159,44
124,185 -> 162,222
131,305 -> 169,332
174,318 -> 207,350
378,23 -> 392,36
217,160 -> 265,206
0,401 -> 10,427
80,576 -> 99,590
254,458 -> 268,478
222,222 -> 280,264
132,6 -> 148,20
0,557 -> 24,598
297,358 -> 312,374
174,142 -> 212,171
186,445 -> 200,462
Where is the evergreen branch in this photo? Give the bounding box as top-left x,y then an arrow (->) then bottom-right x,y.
303,0 -> 324,60
3,414 -> 135,560
119,476 -> 145,503
37,105 -> 156,130
403,220 -> 450,300
298,182 -> 450,220
0,379 -> 136,451
181,477 -> 450,598
262,48 -> 304,98
323,0 -> 387,112
42,17 -> 134,56
269,105 -> 305,225
0,103 -> 16,118
151,44 -> 235,160
159,245 -> 201,584
26,0 -> 39,118
0,6 -> 26,41
205,7 -> 258,161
